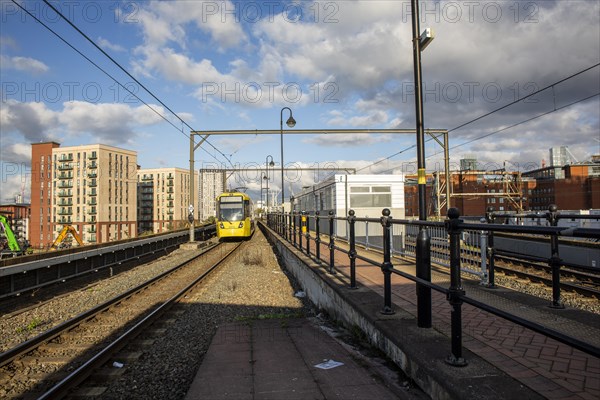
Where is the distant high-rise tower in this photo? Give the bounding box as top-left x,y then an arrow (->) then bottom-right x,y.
460,156 -> 478,171
199,170 -> 227,221
549,146 -> 577,166
550,147 -> 568,166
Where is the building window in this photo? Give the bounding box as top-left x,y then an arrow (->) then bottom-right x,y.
349,186 -> 392,208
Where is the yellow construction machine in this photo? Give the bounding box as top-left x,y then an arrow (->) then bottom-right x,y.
50,225 -> 84,250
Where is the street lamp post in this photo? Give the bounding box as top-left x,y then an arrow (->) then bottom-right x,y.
280,107 -> 296,213
265,155 -> 274,209
411,0 -> 434,328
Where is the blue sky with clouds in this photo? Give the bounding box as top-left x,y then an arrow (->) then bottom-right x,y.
1,0 -> 599,202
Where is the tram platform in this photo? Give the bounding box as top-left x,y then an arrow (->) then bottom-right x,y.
188,225 -> 599,399
185,318 -> 418,399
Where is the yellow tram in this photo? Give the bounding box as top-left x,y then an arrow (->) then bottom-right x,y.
215,191 -> 255,239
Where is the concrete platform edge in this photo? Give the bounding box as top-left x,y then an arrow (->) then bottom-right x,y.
261,223 -> 544,400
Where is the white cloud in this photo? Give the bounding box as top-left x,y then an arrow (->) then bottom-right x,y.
1,100 -> 167,146
1,55 -> 48,74
97,37 -> 126,52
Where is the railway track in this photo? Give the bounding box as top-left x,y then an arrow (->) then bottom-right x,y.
0,240 -> 243,399
493,253 -> 600,299
319,234 -> 600,301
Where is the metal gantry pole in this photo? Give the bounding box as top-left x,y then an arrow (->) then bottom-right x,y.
188,133 -> 207,243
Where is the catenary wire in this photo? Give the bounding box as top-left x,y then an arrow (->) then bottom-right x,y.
374,92 -> 600,175
356,63 -> 600,174
13,0 -> 231,166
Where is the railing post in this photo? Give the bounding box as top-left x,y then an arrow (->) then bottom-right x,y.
480,228 -> 489,286
365,218 -> 369,250
484,207 -> 496,288
305,212 -> 311,256
328,211 -> 336,274
299,211 -> 304,251
348,210 -> 358,289
380,208 -> 394,314
284,212 -> 288,240
547,204 -> 564,309
288,211 -> 293,243
445,208 -> 467,367
293,211 -> 297,247
416,223 -> 432,328
315,211 -> 321,264
279,212 -> 283,236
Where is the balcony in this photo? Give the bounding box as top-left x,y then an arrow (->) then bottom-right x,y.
88,153 -> 97,160
57,190 -> 72,197
58,173 -> 73,180
141,210 -> 153,215
141,174 -> 153,181
57,200 -> 73,206
167,174 -> 174,179
88,162 -> 98,169
167,181 -> 174,187
88,209 -> 97,215
167,188 -> 174,194
89,190 -> 97,196
87,199 -> 97,205
58,163 -> 73,170
57,208 -> 72,215
167,195 -> 174,200
88,172 -> 97,178
88,180 -> 97,187
58,182 -> 73,188
87,226 -> 96,233
58,154 -> 73,161
58,217 -> 72,224
167,210 -> 174,215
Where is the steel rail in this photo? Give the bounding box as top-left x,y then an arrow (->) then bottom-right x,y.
38,241 -> 243,399
0,242 -> 220,368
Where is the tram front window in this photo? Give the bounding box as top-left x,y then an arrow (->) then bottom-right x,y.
219,202 -> 244,222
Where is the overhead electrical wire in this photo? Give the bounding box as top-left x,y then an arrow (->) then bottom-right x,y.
356,62 -> 600,174
11,0 -> 232,167
374,91 -> 600,175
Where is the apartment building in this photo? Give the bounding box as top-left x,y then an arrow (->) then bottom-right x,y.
31,142 -> 138,247
137,168 -> 199,234
30,142 -> 60,248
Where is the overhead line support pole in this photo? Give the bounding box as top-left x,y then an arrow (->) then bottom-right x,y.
189,132 -> 208,243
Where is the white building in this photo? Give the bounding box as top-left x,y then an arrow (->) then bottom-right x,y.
293,174 -> 405,239
294,174 -> 405,217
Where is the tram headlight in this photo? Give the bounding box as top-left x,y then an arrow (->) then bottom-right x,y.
219,223 -> 224,228
238,222 -> 244,228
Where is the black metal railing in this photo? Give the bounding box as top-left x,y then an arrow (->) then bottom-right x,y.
267,205 -> 600,363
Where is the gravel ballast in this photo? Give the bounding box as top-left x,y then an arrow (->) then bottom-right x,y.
99,227 -> 311,399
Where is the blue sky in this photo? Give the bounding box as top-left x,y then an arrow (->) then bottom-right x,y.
1,0 -> 599,202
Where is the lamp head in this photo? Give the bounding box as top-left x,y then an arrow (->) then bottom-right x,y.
269,161 -> 275,167
285,116 -> 296,128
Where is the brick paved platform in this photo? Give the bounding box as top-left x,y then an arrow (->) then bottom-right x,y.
185,318 -> 418,399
